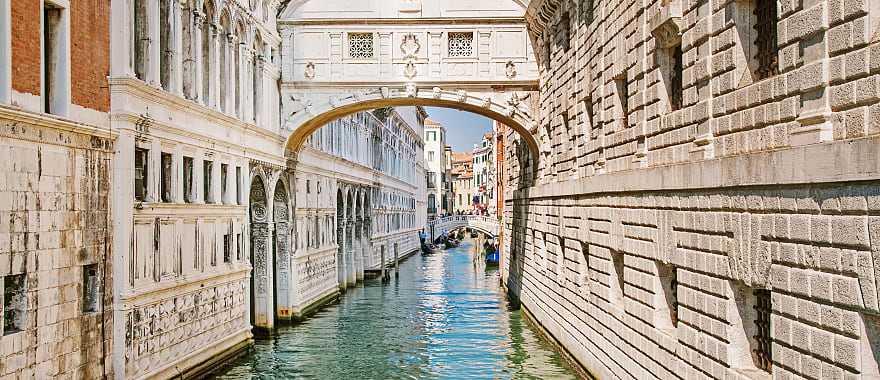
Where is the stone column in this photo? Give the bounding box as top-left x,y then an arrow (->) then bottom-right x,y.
254,54 -> 264,127
251,220 -> 274,330
146,0 -> 161,86
337,217 -> 347,290
346,220 -> 355,286
193,152 -> 204,204
209,22 -> 220,109
225,32 -> 234,114
193,11 -> 204,102
171,0 -> 184,96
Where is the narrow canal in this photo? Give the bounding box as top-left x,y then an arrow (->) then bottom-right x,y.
211,238 -> 579,379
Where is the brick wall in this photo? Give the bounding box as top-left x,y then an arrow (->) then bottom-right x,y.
507,0 -> 880,379
70,0 -> 110,112
0,115 -> 113,378
11,0 -> 41,96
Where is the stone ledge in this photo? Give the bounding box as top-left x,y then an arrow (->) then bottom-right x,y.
518,136 -> 880,199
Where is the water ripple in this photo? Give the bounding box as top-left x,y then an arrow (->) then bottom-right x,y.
211,241 -> 578,380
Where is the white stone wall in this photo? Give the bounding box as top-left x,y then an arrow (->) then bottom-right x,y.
109,0 -> 283,377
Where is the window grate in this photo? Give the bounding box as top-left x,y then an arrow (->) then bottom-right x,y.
753,289 -> 773,372
670,45 -> 684,111
348,33 -> 374,59
669,268 -> 678,326
448,32 -> 474,57
754,0 -> 778,80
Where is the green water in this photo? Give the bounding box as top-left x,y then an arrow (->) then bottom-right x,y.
211,239 -> 578,380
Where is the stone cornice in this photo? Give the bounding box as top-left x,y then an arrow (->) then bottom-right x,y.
0,104 -> 117,144
279,17 -> 527,26
281,80 -> 539,90
109,77 -> 280,142
525,0 -> 563,38
516,135 -> 880,200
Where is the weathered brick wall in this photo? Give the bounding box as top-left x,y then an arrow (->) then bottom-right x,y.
0,115 -> 113,378
506,0 -> 880,378
11,0 -> 41,96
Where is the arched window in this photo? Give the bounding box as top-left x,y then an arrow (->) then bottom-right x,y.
200,1 -> 213,106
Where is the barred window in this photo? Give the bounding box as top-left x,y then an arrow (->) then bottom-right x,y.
348,33 -> 374,59
670,45 -> 684,111
448,32 -> 474,57
82,265 -> 99,313
753,289 -> 772,372
754,0 -> 778,79
134,148 -> 149,202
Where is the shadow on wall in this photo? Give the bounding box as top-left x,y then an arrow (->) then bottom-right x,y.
504,138 -> 535,308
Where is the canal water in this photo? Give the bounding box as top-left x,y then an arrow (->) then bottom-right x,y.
212,239 -> 579,379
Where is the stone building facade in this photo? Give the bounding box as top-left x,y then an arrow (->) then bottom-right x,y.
1,0 -> 113,378
293,106 -> 425,316
108,0 -> 281,377
500,0 -> 880,379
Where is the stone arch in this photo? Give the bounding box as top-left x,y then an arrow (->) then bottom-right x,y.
281,88 -> 540,174
200,0 -> 215,105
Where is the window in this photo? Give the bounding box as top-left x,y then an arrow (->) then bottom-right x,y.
348,33 -> 374,59
728,281 -> 773,375
235,166 -> 242,205
0,0 -> 11,104
82,264 -> 99,313
655,263 -> 678,332
42,2 -> 70,115
161,153 -> 173,202
3,274 -> 26,335
134,148 -> 149,202
183,157 -> 194,203
236,233 -> 242,260
306,179 -> 311,194
159,0 -> 173,90
448,32 -> 474,57
203,160 -> 213,203
609,250 -> 625,305
223,234 -> 231,263
614,75 -> 629,128
428,151 -> 435,161
669,45 -> 683,111
221,163 -> 228,203
558,13 -> 570,52
754,289 -> 772,372
754,0 -> 778,80
426,131 -> 436,141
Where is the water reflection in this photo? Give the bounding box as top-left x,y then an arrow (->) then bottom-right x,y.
211,239 -> 578,380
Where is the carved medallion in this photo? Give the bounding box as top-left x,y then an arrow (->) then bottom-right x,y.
400,33 -> 421,58
304,62 -> 316,79
505,61 -> 518,79
404,62 -> 417,79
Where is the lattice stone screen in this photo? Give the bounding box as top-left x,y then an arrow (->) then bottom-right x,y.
348,33 -> 375,59
448,32 -> 474,57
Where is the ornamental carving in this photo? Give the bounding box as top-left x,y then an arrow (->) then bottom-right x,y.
649,0 -> 683,48
404,62 -> 417,79
400,33 -> 421,58
304,62 -> 316,79
505,61 -> 518,79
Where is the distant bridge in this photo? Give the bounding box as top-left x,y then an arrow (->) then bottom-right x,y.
427,215 -> 500,240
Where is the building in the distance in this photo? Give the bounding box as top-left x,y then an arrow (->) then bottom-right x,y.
450,151 -> 474,213
471,132 -> 496,215
423,118 -> 447,219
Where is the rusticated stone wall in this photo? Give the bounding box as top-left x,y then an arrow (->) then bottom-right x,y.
506,0 -> 880,379
0,112 -> 113,379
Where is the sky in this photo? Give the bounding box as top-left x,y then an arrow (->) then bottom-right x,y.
424,107 -> 493,152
